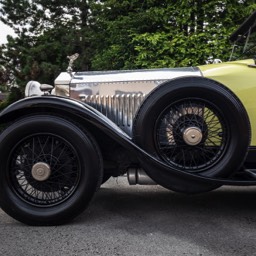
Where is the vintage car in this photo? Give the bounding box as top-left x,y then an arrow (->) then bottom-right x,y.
0,12 -> 256,226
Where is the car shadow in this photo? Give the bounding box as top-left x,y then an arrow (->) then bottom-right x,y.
75,182 -> 256,255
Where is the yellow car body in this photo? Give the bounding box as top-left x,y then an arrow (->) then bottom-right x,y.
199,59 -> 256,145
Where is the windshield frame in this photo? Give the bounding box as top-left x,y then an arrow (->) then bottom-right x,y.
229,11 -> 256,61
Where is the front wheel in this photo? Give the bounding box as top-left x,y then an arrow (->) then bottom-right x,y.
0,115 -> 103,225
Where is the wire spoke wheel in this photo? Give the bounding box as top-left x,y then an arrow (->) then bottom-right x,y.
0,115 -> 103,225
10,134 -> 80,206
133,77 -> 250,193
155,99 -> 227,172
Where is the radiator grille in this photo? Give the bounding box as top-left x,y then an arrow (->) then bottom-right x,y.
80,93 -> 145,134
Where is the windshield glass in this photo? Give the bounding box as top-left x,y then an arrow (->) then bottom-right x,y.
230,27 -> 256,60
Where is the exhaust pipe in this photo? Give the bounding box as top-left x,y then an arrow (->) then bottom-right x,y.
127,168 -> 156,185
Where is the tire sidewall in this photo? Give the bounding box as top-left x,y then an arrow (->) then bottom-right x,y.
0,115 -> 102,225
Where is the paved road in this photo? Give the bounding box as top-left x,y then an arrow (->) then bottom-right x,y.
1,177 -> 256,256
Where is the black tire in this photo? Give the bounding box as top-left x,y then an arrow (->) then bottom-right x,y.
0,115 -> 103,225
133,77 -> 250,192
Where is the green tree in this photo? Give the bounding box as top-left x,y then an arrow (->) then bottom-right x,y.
0,0 -> 94,91
0,0 -> 255,97
91,0 -> 256,69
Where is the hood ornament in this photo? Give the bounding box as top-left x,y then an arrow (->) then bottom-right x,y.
67,53 -> 79,76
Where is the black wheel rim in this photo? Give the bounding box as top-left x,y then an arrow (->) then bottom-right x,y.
8,134 -> 81,207
155,99 -> 228,172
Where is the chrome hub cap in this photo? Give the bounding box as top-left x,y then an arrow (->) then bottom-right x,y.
31,162 -> 51,181
183,127 -> 203,146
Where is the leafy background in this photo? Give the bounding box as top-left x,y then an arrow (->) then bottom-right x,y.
0,0 -> 255,108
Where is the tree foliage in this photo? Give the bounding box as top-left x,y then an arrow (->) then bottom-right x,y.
91,0 -> 256,69
0,0 -> 255,96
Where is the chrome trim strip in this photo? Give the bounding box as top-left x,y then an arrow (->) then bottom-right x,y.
73,67 -> 201,83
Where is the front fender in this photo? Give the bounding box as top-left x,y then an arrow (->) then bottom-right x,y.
0,95 -> 255,188
0,95 -> 129,137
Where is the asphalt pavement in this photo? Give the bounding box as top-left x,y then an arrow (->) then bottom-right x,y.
1,177 -> 256,256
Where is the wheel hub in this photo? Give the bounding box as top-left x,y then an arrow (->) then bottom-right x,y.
183,127 -> 203,146
31,162 -> 51,181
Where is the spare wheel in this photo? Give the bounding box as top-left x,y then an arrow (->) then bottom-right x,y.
133,77 -> 251,192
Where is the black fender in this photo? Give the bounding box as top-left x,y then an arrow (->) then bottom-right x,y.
0,95 -> 255,190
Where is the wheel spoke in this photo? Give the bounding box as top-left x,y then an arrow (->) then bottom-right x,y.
9,134 -> 80,206
156,99 -> 227,172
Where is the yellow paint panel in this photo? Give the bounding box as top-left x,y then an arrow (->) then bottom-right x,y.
198,59 -> 256,145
